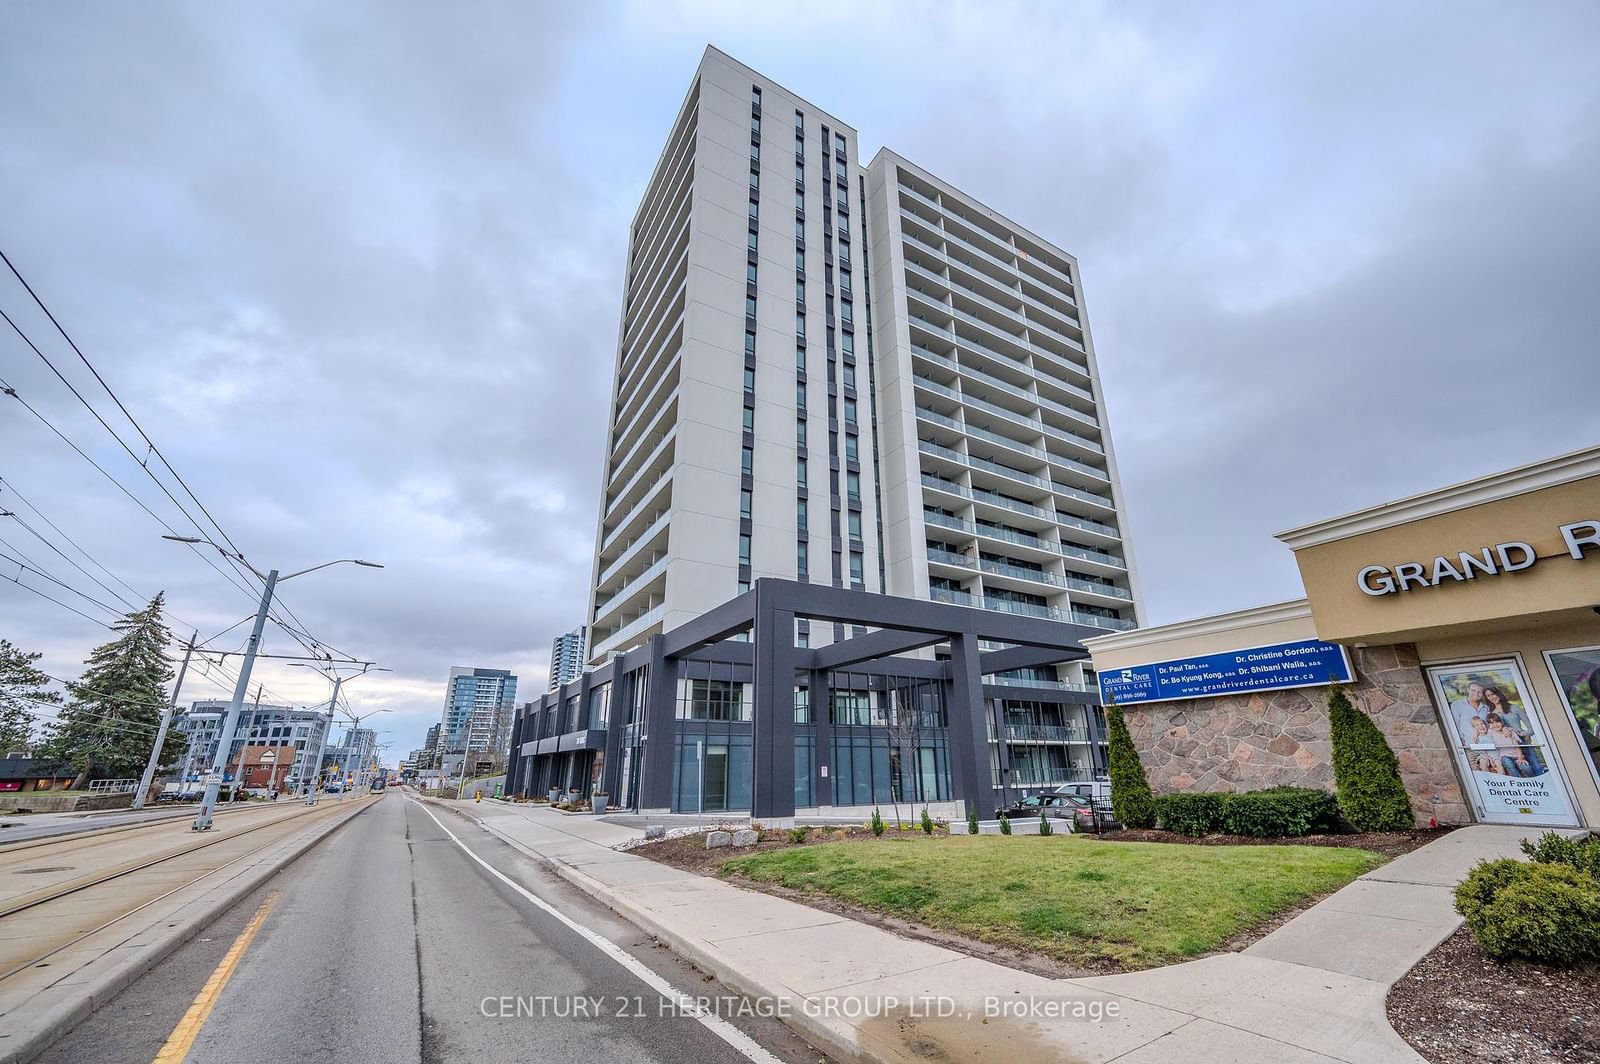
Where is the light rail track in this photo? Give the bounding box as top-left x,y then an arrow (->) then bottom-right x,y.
0,796 -> 375,988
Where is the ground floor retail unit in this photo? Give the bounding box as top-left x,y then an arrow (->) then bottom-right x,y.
1085,444 -> 1600,829
507,579 -> 1111,820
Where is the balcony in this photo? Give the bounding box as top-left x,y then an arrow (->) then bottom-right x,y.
592,604 -> 666,659
919,472 -> 1054,522
916,406 -> 1049,464
985,676 -> 1096,694
910,344 -> 1098,428
1004,724 -> 1093,743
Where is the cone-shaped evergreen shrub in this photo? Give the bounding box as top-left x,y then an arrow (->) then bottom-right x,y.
1328,685 -> 1414,831
1106,698 -> 1157,828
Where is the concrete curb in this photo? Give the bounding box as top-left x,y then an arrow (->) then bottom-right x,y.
446,803 -> 877,1064
1,798 -> 377,1064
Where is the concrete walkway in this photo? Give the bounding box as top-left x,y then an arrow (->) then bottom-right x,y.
451,801 -> 1559,1064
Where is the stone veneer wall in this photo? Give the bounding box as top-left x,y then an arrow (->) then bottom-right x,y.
1123,643 -> 1470,826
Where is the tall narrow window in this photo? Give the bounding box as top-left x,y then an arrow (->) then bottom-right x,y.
739,534 -> 751,567
797,498 -> 808,530
797,458 -> 808,487
740,488 -> 752,519
743,405 -> 754,432
847,471 -> 860,501
797,541 -> 808,577
741,446 -> 753,475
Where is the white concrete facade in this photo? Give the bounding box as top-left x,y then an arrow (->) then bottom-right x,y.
587,47 -> 1142,675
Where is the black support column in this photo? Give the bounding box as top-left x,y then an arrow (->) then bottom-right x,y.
946,632 -> 990,822
751,584 -> 797,821
810,667 -> 834,807
637,636 -> 679,812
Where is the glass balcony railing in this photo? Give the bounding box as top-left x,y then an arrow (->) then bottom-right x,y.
909,344 -> 1099,429
1004,724 -> 1093,742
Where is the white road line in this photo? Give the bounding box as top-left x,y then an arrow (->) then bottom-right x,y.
411,800 -> 783,1064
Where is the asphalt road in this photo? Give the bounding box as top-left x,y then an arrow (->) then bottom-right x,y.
39,792 -> 821,1064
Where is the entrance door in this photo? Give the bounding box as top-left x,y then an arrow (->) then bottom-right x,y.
702,745 -> 729,812
1426,658 -> 1580,827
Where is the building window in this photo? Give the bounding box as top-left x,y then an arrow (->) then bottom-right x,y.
795,250 -> 805,271
744,331 -> 756,356
847,471 -> 860,501
747,263 -> 758,284
850,551 -> 864,583
795,313 -> 805,338
745,295 -> 757,319
796,348 -> 806,372
743,367 -> 755,391
752,85 -> 762,104
743,405 -> 754,432
738,534 -> 751,566
684,679 -> 746,722
794,218 -> 805,240
797,498 -> 808,530
842,332 -> 854,356
835,158 -> 847,181
839,269 -> 851,295
741,447 -> 753,475
841,300 -> 853,327
795,163 -> 805,184
843,398 -> 857,425
796,419 -> 807,446
843,364 -> 856,389
747,230 -> 758,251
740,488 -> 752,519
845,433 -> 858,461
793,110 -> 803,130
796,382 -> 807,409
848,510 -> 862,541
834,131 -> 846,154
797,541 -> 809,577
797,457 -> 808,487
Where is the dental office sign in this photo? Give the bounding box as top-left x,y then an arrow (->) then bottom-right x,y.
1357,520 -> 1599,596
1099,639 -> 1353,707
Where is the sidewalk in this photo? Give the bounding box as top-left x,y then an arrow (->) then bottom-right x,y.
450,800 -> 1563,1064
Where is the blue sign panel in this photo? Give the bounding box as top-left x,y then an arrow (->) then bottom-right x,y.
1098,639 -> 1352,707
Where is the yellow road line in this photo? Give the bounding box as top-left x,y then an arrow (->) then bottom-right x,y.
151,891 -> 280,1064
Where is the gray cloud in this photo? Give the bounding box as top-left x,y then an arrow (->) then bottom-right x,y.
2,2 -> 1596,757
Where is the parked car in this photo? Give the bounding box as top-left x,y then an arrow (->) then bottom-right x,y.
1055,792 -> 1121,832
1054,780 -> 1112,804
995,792 -> 1078,821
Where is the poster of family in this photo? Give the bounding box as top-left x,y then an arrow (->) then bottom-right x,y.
1427,659 -> 1577,826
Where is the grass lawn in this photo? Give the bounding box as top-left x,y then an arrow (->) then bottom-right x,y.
721,834 -> 1386,970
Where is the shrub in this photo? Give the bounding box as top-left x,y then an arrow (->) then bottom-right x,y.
1455,859 -> 1528,924
1221,787 -> 1341,837
1157,792 -> 1227,836
999,813 -> 1012,835
1328,685 -> 1414,831
1106,699 -> 1157,829
967,805 -> 979,836
1520,831 -> 1600,880
1458,861 -> 1600,966
788,825 -> 812,844
1039,810 -> 1054,836
921,807 -> 934,835
870,807 -> 885,837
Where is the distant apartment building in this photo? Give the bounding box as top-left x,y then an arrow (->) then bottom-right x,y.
548,626 -> 587,691
174,700 -> 330,789
439,667 -> 518,755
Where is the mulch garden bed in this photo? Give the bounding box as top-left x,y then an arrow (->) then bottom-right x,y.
1387,925 -> 1600,1064
1098,825 -> 1455,858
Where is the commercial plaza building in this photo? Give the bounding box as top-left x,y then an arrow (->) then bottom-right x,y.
560,48 -> 1143,807
1085,445 -> 1600,829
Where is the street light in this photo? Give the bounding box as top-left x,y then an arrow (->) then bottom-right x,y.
288,663 -> 389,805
163,534 -> 383,830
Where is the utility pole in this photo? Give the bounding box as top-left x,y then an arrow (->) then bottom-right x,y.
226,683 -> 263,799
132,629 -> 196,810
193,570 -> 277,830
303,674 -> 344,806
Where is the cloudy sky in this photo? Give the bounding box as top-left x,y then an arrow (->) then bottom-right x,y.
2,2 -> 1597,763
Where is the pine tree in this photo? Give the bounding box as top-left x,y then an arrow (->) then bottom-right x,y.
1328,685 -> 1414,831
0,639 -> 57,754
1106,697 -> 1158,828
43,594 -> 183,787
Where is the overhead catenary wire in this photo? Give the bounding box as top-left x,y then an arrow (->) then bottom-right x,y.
1,249 -> 373,682
0,541 -> 125,617
0,478 -> 144,610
